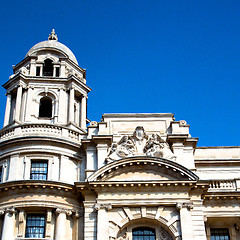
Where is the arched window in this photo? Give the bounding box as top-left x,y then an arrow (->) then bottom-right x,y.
133,227 -> 156,240
39,97 -> 52,118
43,59 -> 53,76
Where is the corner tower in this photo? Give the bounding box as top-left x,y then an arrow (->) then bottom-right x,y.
3,29 -> 91,132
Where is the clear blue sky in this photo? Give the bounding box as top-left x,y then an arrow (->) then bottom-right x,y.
0,0 -> 239,146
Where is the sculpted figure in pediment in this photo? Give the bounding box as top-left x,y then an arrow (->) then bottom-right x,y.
107,126 -> 175,162
117,136 -> 136,157
144,134 -> 175,160
107,136 -> 136,161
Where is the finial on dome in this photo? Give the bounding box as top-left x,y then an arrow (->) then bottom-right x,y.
48,29 -> 58,41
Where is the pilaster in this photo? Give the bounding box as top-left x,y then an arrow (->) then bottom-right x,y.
95,203 -> 112,240
15,85 -> 23,122
80,95 -> 87,130
83,201 -> 97,240
177,203 -> 194,240
69,87 -> 75,123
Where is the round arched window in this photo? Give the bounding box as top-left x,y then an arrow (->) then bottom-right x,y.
39,97 -> 52,118
132,227 -> 156,240
43,59 -> 53,76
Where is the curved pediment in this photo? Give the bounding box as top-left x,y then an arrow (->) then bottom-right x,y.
87,156 -> 199,182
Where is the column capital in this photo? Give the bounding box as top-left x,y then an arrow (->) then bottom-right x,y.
94,203 -> 112,211
5,207 -> 16,214
176,202 -> 193,210
56,208 -> 72,216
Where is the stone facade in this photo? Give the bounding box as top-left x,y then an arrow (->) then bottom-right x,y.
0,30 -> 239,240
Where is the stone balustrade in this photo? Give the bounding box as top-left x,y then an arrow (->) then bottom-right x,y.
0,124 -> 81,142
208,179 -> 239,191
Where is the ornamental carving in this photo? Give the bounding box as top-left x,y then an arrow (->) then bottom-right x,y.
107,126 -> 175,162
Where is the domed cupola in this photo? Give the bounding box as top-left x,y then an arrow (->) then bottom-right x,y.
26,29 -> 79,66
3,30 -> 91,132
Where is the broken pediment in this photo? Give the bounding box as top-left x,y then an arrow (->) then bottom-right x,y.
87,156 -> 199,182
107,126 -> 176,162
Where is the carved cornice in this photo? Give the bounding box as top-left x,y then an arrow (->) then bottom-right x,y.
0,180 -> 75,193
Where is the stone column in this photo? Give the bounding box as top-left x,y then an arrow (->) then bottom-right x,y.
3,92 -> 11,126
15,85 -> 23,122
95,203 -> 111,240
25,87 -> 33,122
80,95 -> 87,130
69,87 -> 75,123
58,88 -> 66,123
1,208 -> 16,240
177,203 -> 194,240
55,208 -> 71,240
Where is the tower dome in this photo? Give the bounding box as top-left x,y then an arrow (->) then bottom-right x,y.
26,29 -> 78,64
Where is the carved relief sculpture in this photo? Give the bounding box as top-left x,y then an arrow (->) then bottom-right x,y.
107,126 -> 175,161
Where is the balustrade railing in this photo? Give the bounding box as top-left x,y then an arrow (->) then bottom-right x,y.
0,124 -> 81,142
208,180 -> 237,191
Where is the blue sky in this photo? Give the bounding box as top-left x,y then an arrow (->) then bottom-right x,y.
0,0 -> 239,146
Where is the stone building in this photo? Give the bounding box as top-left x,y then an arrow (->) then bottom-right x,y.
0,30 -> 239,240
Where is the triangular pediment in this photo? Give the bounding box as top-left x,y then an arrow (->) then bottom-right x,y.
87,156 -> 199,182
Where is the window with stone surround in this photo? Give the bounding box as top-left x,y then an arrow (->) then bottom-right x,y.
30,161 -> 48,180
39,97 -> 52,118
25,214 -> 46,238
36,66 -> 41,76
210,228 -> 230,240
43,59 -> 53,76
